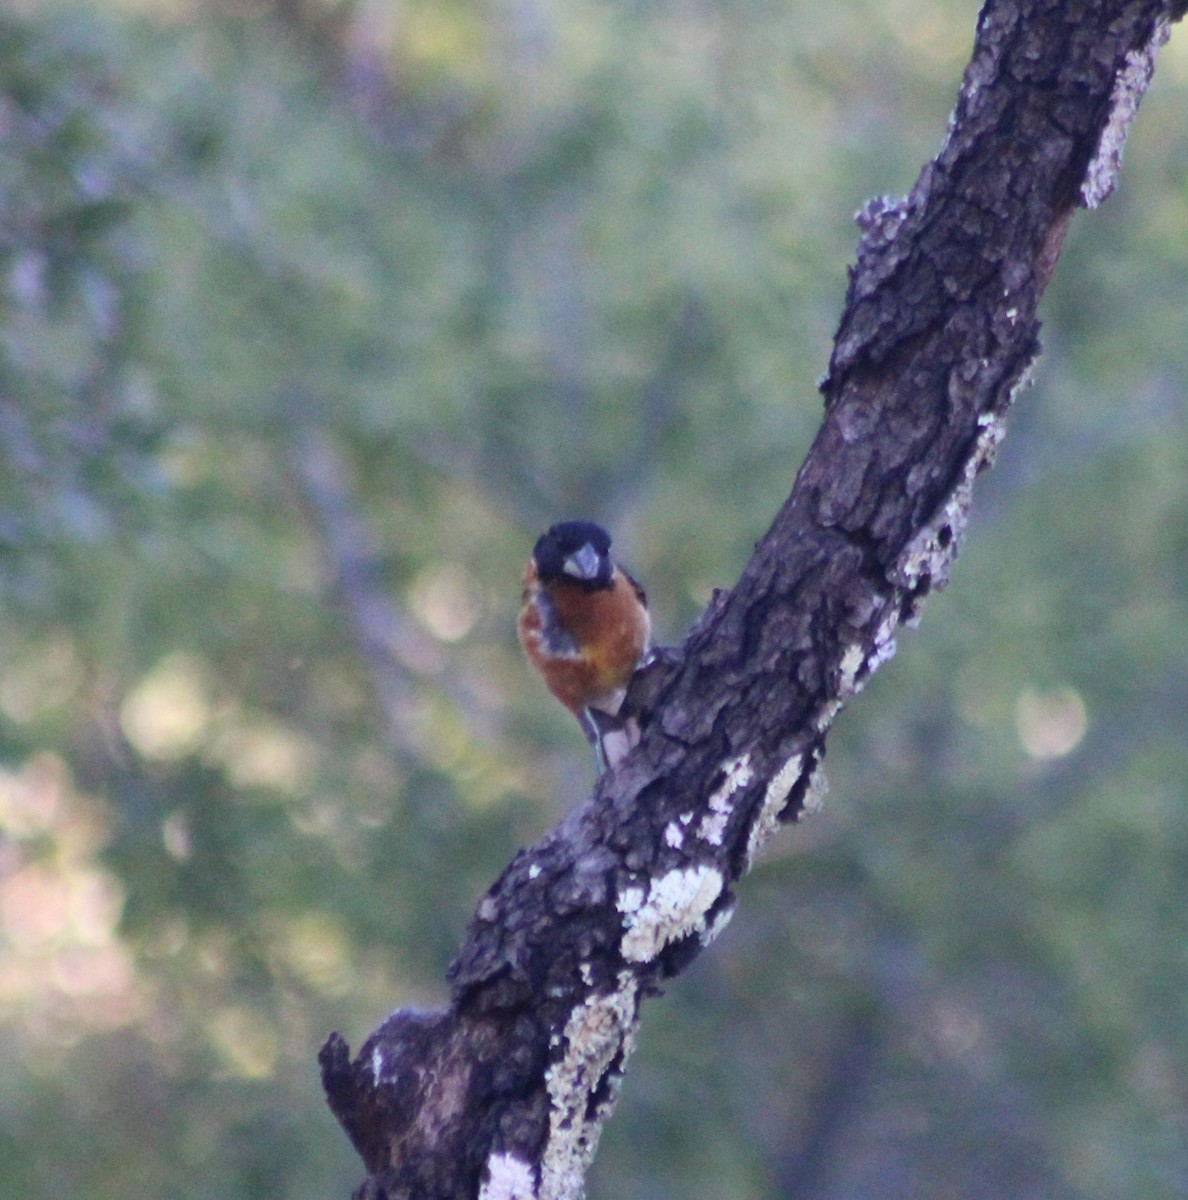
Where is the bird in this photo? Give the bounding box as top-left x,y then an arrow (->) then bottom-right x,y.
517,520 -> 651,770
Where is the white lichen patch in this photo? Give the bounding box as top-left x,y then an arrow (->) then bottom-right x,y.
801,764 -> 829,816
973,411 -> 1007,464
370,1045 -> 385,1085
479,1152 -> 537,1200
617,884 -> 646,917
663,821 -> 685,849
815,697 -> 842,732
893,411 -> 1006,599
872,606 -> 899,665
702,900 -> 736,947
837,643 -> 866,698
836,602 -> 900,703
867,633 -> 898,677
528,863 -> 542,880
618,865 -> 725,963
540,973 -> 639,1200
1082,19 -> 1169,208
746,753 -> 804,867
696,753 -> 754,846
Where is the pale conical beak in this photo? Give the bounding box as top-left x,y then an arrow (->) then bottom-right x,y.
562,542 -> 602,581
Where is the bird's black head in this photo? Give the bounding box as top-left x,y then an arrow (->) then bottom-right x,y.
532,520 -> 614,590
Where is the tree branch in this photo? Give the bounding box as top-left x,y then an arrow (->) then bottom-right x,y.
320,2 -> 1187,1197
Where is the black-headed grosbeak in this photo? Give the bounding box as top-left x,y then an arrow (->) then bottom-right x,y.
518,520 -> 651,769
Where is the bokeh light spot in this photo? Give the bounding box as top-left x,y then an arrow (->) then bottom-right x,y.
120,654 -> 213,760
1015,685 -> 1088,760
409,563 -> 481,643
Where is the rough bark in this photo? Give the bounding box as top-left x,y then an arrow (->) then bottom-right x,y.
320,2 -> 1187,1197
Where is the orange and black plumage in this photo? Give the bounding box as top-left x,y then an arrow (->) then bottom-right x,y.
518,521 -> 651,768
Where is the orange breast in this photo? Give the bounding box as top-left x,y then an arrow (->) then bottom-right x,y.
518,567 -> 650,715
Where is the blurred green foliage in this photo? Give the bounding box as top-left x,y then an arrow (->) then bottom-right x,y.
2,1 -> 1187,1198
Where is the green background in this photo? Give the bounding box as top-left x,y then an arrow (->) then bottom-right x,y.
2,1 -> 1187,1196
